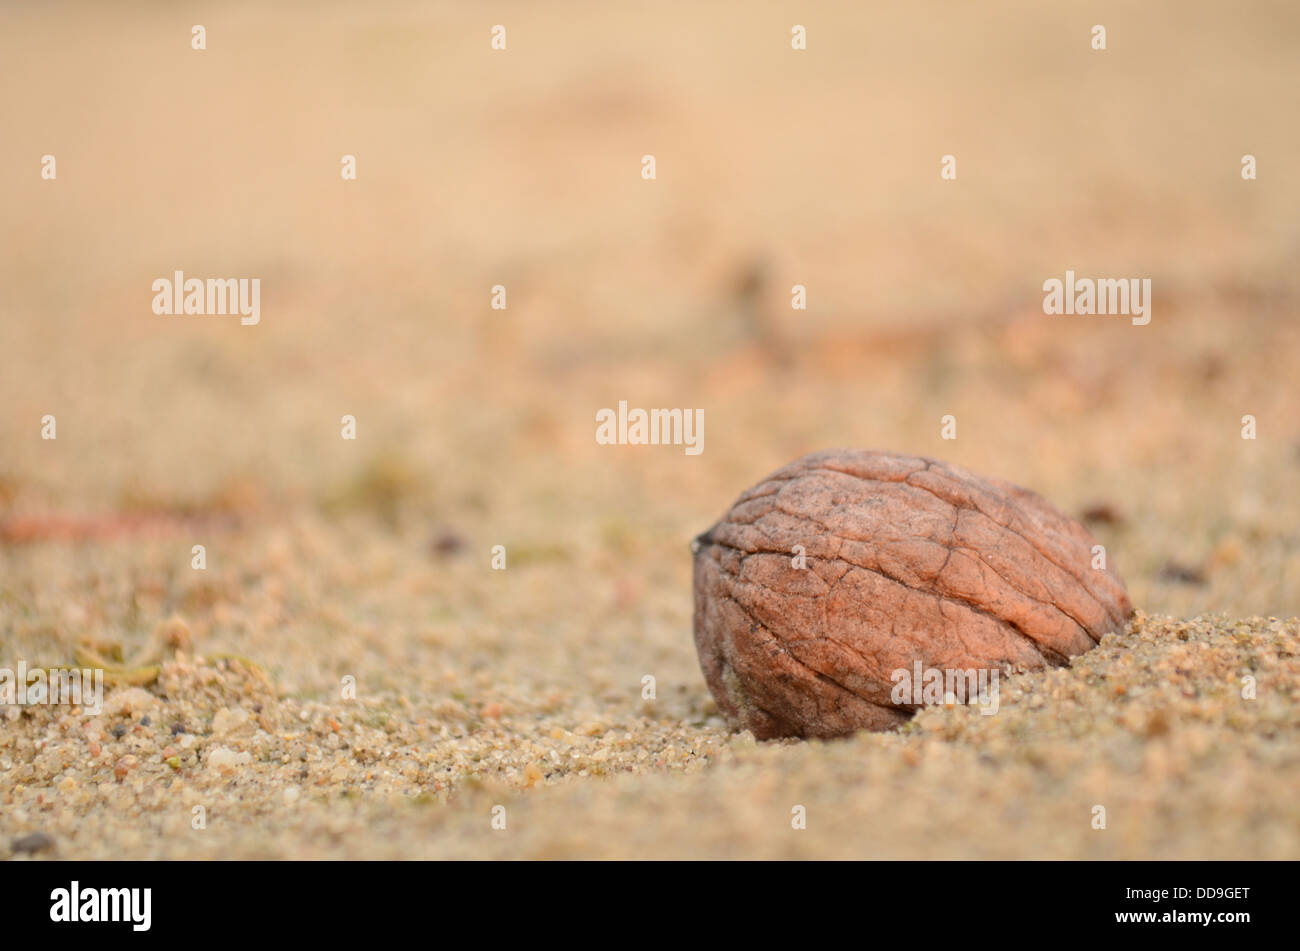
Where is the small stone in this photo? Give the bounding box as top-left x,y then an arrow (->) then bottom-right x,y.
212,707 -> 250,736
11,832 -> 55,855
728,731 -> 757,749
208,747 -> 252,773
114,755 -> 138,781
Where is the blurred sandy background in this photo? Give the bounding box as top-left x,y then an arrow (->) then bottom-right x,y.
1,1 -> 1298,859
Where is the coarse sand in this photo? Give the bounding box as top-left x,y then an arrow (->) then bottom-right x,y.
2,611 -> 1297,859
2,0 -> 1300,859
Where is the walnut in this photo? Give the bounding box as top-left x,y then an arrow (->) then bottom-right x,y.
691,449 -> 1132,739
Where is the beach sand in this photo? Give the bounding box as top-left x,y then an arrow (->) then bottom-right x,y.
2,0 -> 1298,859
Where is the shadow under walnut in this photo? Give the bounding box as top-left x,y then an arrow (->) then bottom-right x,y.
692,449 -> 1133,739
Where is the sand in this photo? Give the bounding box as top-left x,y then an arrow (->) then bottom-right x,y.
2,0 -> 1299,859
3,611 -> 1297,859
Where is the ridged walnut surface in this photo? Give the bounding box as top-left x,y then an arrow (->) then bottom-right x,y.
692,449 -> 1133,739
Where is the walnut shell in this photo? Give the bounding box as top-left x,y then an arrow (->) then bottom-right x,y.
691,449 -> 1132,739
